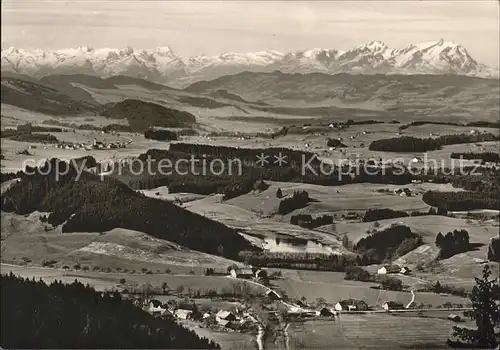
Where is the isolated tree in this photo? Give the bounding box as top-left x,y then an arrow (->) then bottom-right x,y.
161,282 -> 169,294
276,187 -> 283,198
449,264 -> 500,348
119,278 -> 126,285
373,221 -> 380,229
176,285 -> 184,295
435,232 -> 444,246
434,281 -> 442,293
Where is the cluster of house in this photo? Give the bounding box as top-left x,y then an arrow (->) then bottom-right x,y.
393,187 -> 413,197
210,310 -> 255,331
139,298 -> 256,332
290,297 -> 410,317
290,298 -> 369,317
377,264 -> 411,275
228,267 -> 268,280
53,138 -> 130,151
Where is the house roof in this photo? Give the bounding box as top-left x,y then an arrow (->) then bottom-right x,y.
175,309 -> 193,317
232,268 -> 253,275
266,290 -> 281,298
381,265 -> 401,272
216,310 -> 235,320
217,319 -> 233,327
338,299 -> 368,308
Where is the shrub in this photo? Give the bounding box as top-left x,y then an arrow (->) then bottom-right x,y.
379,276 -> 403,291
344,266 -> 374,282
278,190 -> 310,215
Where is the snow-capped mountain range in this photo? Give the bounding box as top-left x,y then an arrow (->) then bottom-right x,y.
2,40 -> 498,87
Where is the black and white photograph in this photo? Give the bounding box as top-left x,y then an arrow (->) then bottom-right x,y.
1,0 -> 499,349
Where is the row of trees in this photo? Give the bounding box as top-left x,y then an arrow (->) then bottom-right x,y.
362,208 -> 409,222
1,128 -> 59,143
399,120 -> 500,131
100,99 -> 196,132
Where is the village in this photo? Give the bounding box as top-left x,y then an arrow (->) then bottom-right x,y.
53,137 -> 131,151
132,263 -> 468,342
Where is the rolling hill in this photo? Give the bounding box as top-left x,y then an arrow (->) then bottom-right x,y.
185,71 -> 500,122
100,99 -> 197,131
1,76 -> 99,116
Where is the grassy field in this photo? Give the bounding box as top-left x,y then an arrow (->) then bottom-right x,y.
1,263 -> 266,295
228,181 -> 469,221
317,214 -> 499,288
179,319 -> 257,350
289,312 -> 469,348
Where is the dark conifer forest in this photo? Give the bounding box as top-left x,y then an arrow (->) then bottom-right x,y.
0,274 -> 219,349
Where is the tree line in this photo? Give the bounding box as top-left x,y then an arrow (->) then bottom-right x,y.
398,120 -> 500,131
362,208 -> 409,222
237,250 -> 363,272
144,128 -> 179,141
450,152 -> 500,164
1,128 -> 59,143
422,191 -> 499,211
290,214 -> 333,229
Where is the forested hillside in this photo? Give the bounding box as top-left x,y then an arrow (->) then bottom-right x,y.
1,159 -> 255,258
0,274 -> 219,349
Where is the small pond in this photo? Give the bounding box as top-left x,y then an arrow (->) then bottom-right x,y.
263,237 -> 336,255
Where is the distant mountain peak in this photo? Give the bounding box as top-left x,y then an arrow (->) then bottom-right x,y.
1,40 -> 497,87
155,46 -> 175,55
359,40 -> 388,52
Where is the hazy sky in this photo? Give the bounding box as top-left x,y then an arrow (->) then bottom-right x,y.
2,0 -> 499,67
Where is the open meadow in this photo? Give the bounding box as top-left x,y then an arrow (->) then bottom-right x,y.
289,312 -> 472,349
